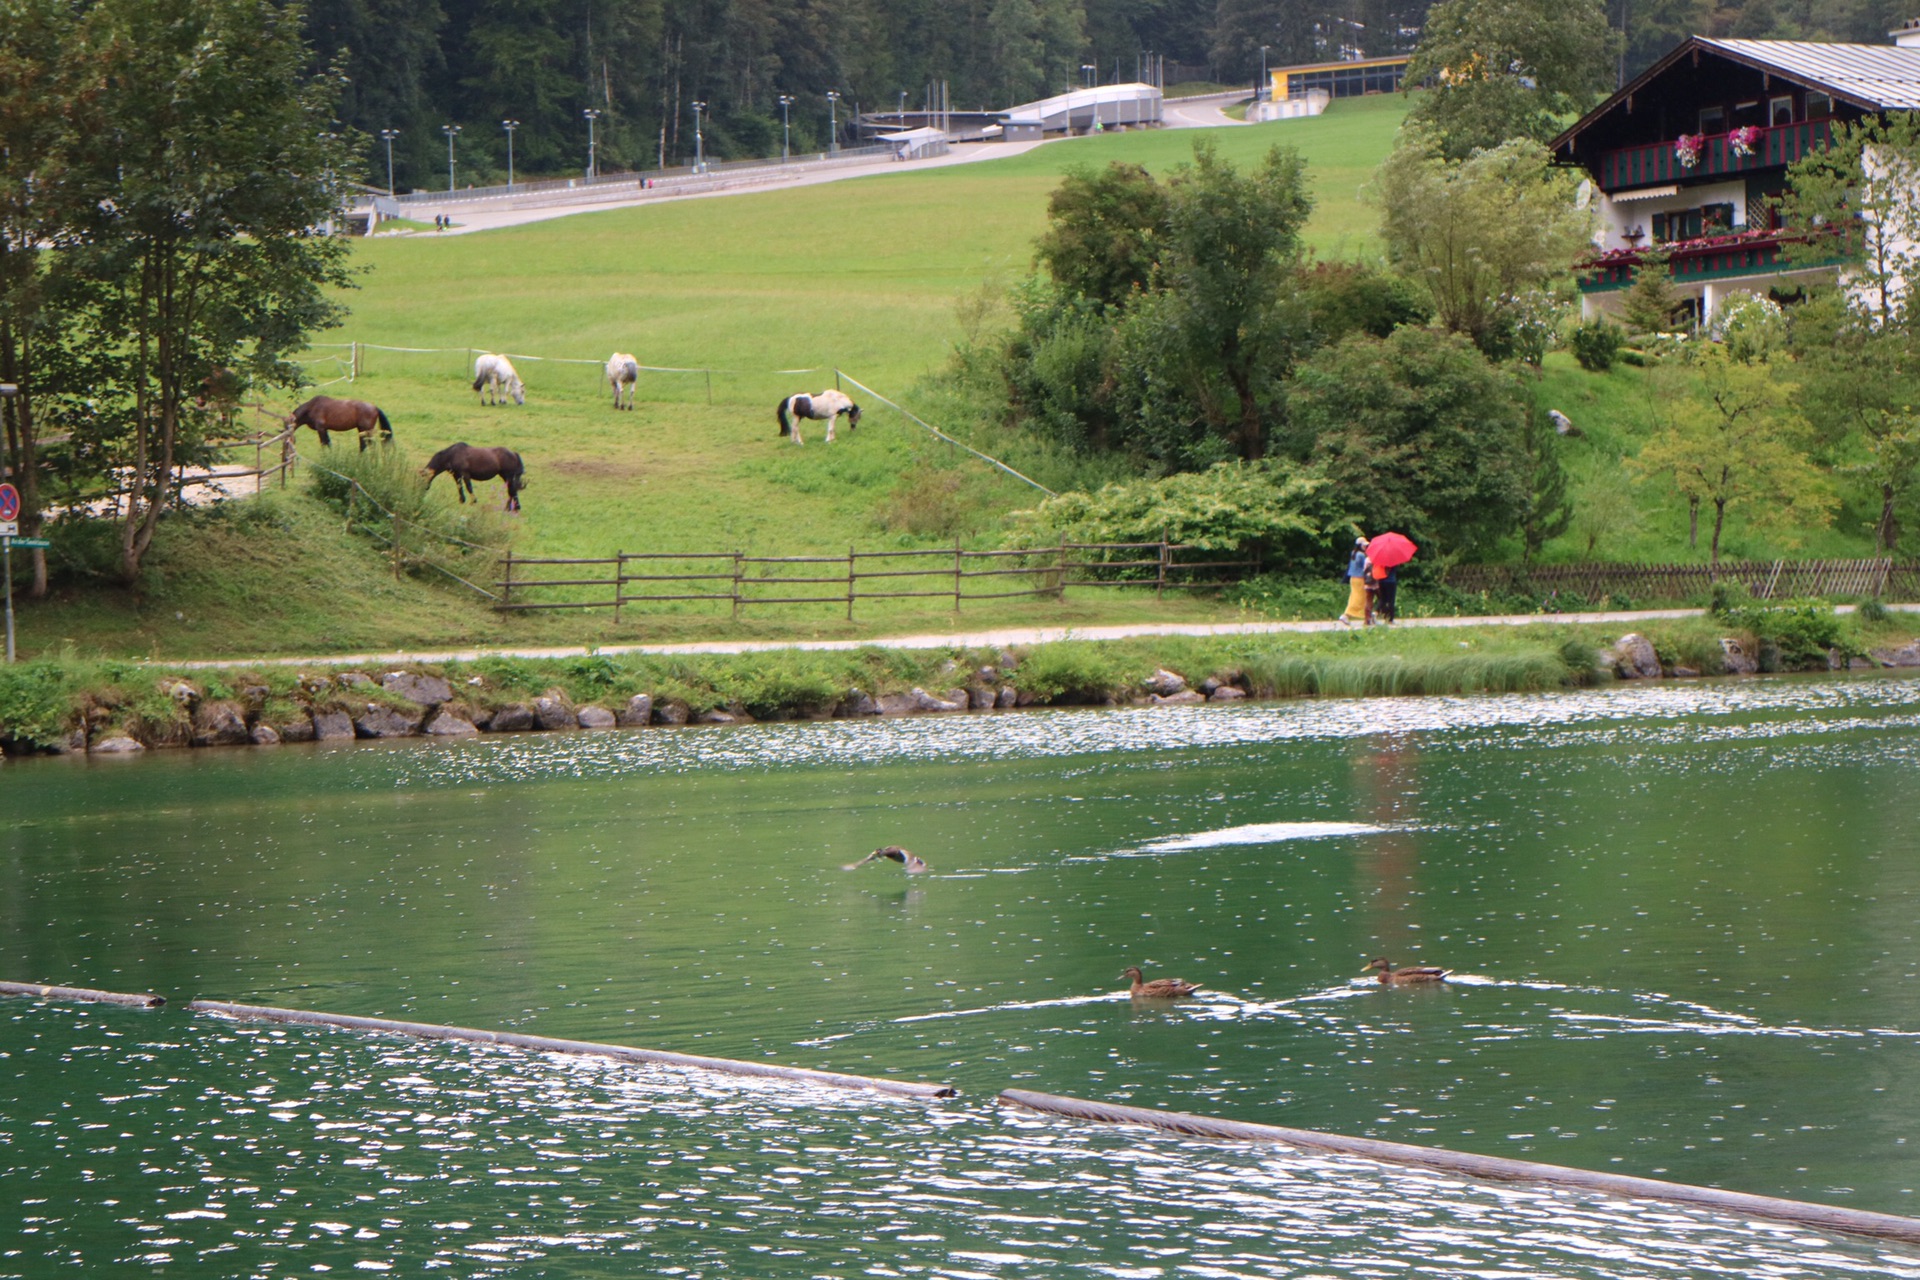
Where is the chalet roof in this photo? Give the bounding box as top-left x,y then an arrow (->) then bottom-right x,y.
1703,37 -> 1920,109
1552,36 -> 1920,154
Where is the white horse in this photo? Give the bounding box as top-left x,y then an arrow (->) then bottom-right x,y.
606,353 -> 639,410
472,353 -> 525,406
776,389 -> 861,445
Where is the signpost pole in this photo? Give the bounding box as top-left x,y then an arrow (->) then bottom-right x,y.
3,537 -> 13,664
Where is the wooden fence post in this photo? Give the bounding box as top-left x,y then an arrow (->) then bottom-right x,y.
614,550 -> 624,625
502,548 -> 513,609
732,550 -> 742,620
1057,537 -> 1067,602
351,341 -> 361,380
1158,531 -> 1169,599
847,545 -> 856,622
954,541 -> 963,611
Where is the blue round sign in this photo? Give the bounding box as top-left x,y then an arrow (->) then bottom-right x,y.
0,483 -> 18,523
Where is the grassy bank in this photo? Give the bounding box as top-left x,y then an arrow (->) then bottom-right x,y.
6,612 -> 1915,754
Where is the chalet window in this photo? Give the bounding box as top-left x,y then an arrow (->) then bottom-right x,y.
1806,91 -> 1832,118
1702,202 -> 1736,233
1699,105 -> 1726,134
1732,100 -> 1762,126
1769,95 -> 1794,126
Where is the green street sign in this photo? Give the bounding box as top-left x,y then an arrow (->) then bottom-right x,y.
5,537 -> 49,549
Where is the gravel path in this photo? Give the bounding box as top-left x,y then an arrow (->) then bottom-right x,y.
164,609 -> 1767,671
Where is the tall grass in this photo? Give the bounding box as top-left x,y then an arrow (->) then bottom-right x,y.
1240,644 -> 1590,698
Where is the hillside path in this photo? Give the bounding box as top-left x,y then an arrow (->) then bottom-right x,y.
163,607 -> 1817,670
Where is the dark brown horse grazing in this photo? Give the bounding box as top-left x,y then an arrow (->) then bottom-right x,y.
289,395 -> 394,450
423,442 -> 525,511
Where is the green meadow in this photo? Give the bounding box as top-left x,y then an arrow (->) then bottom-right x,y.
300,98 -> 1415,565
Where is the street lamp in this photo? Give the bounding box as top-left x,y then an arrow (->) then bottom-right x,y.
691,100 -> 706,173
583,107 -> 602,179
441,123 -> 461,192
897,89 -> 908,123
501,119 -> 519,188
1259,45 -> 1270,97
826,90 -> 839,153
779,94 -> 795,160
1082,63 -> 1096,89
378,128 -> 400,196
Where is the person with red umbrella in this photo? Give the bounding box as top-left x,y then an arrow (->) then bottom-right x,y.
1366,531 -> 1417,623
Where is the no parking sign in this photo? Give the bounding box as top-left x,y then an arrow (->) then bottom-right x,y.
0,483 -> 17,523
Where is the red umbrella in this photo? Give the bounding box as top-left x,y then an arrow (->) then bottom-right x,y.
1365,531 -> 1418,571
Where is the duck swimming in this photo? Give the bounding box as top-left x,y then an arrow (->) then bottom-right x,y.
1123,966 -> 1199,999
1362,957 -> 1449,984
842,845 -> 929,874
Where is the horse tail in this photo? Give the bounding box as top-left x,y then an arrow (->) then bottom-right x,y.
471,374 -> 485,393
376,407 -> 393,441
776,397 -> 791,437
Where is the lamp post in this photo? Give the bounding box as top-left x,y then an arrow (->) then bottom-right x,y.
501,119 -> 519,188
378,128 -> 400,196
1259,45 -> 1270,97
778,94 -> 795,160
1082,63 -> 1096,89
583,107 -> 602,178
897,89 -> 907,123
691,100 -> 706,173
441,123 -> 460,192
826,90 -> 839,153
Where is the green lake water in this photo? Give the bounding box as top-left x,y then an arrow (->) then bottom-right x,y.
4,675 -> 1920,1276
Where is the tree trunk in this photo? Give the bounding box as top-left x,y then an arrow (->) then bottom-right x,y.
1710,497 -> 1727,570
1688,495 -> 1699,548
1230,366 -> 1263,460
1878,480 -> 1899,555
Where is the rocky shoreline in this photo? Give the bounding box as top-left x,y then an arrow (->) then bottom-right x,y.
19,630 -> 1920,758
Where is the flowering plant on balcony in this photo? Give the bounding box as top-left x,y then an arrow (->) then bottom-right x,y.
1728,125 -> 1763,157
1675,133 -> 1705,167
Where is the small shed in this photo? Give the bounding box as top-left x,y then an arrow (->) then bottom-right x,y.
875,126 -> 951,161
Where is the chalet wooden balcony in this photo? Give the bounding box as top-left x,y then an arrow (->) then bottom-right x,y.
1596,118 -> 1835,191
1575,227 -> 1834,293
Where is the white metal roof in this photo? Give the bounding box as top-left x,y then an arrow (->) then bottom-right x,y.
1702,38 -> 1920,109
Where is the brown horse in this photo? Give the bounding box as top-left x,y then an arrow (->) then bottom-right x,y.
289,395 -> 394,450
423,442 -> 525,511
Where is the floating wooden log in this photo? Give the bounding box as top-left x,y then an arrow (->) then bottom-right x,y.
997,1088 -> 1920,1246
188,1000 -> 955,1099
0,980 -> 166,1008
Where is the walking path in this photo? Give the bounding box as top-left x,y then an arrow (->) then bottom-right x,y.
162,607 -> 1846,671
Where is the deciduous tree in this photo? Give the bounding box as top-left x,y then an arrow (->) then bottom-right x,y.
1373,131 -> 1592,355
1629,348 -> 1834,568
63,0 -> 354,583
1405,0 -> 1617,158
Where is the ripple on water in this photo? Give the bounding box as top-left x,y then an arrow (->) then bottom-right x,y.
4,1004 -> 1916,1277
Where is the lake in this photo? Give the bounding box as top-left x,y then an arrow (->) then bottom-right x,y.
4,674 -> 1920,1276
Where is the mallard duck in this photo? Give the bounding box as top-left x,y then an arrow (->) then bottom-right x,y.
841,845 -> 929,874
1362,957 -> 1449,984
1123,966 -> 1199,999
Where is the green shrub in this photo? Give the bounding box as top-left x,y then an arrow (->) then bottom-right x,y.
1858,597 -> 1891,624
306,446 -> 513,586
1569,319 -> 1624,372
1013,642 -> 1132,704
1720,598 -> 1848,670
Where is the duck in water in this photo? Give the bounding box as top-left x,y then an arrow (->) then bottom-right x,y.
1361,957 -> 1449,984
1122,966 -> 1199,999
842,845 -> 929,874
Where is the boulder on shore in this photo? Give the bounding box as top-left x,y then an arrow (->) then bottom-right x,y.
382,672 -> 453,706
423,710 -> 479,737
191,700 -> 251,747
311,709 -> 355,741
1719,638 -> 1759,675
487,703 -> 535,733
1144,668 -> 1188,697
90,734 -> 145,754
1612,633 -> 1662,680
577,705 -> 617,729
355,702 -> 425,739
617,694 -> 654,727
532,692 -> 575,731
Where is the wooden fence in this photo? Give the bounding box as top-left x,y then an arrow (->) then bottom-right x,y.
1444,558 -> 1917,603
494,540 -> 1258,619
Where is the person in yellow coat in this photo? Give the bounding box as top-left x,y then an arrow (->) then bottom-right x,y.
1340,537 -> 1373,626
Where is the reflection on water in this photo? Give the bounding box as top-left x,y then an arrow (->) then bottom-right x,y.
6,673 -> 1920,1274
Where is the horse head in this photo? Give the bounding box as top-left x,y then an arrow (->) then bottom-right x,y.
847,403 -> 861,430
508,378 -> 525,406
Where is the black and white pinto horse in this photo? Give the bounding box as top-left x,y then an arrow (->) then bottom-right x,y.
472,353 -> 525,406
776,389 -> 860,445
606,353 -> 639,410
